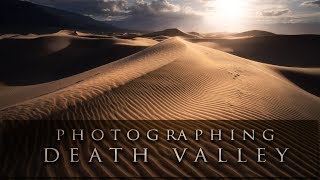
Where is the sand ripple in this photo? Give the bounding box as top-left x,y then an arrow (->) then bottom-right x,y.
1,37 -> 319,120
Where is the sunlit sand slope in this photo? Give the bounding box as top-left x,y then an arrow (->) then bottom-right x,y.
0,37 -> 319,120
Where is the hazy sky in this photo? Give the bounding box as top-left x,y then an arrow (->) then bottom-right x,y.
28,0 -> 320,33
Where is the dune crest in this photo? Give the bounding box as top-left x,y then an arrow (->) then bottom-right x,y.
1,37 -> 320,120
0,33 -> 163,108
0,38 -> 187,119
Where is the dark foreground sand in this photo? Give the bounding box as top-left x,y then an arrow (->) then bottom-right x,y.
1,120 -> 319,177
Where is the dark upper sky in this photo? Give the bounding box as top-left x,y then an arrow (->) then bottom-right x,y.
26,0 -> 320,34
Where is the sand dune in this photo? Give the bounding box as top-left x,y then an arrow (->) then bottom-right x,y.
0,32 -> 319,178
0,33 -> 154,84
1,2 -> 318,179
0,33 -> 158,108
1,37 -> 319,120
191,35 -> 320,67
270,66 -> 320,97
195,42 -> 234,53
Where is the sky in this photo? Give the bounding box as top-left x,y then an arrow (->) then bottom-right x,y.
27,0 -> 320,34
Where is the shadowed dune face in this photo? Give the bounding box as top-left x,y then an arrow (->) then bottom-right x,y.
0,36 -> 149,85
273,68 -> 320,97
191,35 -> 320,67
1,38 -> 319,120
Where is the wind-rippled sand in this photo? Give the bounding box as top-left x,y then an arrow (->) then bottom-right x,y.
0,36 -> 320,120
0,32 -> 319,178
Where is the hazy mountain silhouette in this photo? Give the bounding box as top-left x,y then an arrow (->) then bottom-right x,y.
234,30 -> 276,37
142,28 -> 200,38
0,0 -> 128,34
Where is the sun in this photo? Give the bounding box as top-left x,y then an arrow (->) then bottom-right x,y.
215,0 -> 247,20
204,0 -> 249,31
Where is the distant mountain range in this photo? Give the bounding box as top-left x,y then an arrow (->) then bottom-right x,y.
0,0 -> 128,34
142,28 -> 200,38
233,30 -> 276,37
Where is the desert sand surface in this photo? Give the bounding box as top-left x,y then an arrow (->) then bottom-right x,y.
2,1 -> 319,178
0,30 -> 319,178
0,31 -> 157,109
0,30 -> 319,120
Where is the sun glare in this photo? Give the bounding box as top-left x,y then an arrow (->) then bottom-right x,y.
215,0 -> 247,19
205,0 -> 249,31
